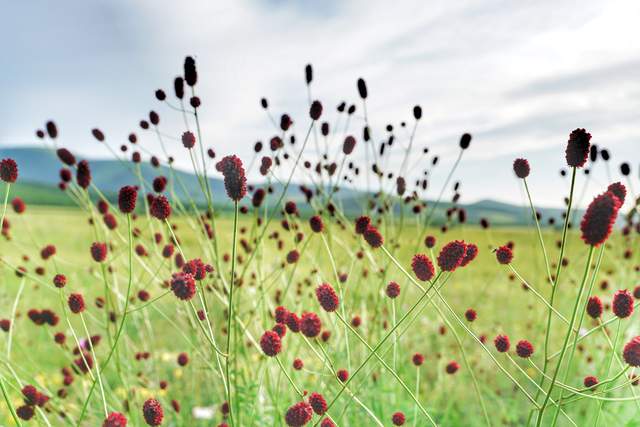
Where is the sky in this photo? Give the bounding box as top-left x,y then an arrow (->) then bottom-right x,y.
1,0 -> 640,208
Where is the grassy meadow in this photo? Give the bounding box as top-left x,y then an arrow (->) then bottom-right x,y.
1,204 -> 637,426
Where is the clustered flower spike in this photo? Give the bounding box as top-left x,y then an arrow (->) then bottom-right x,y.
495,245 -> 513,264
142,398 -> 163,426
580,190 -> 621,246
411,254 -> 434,281
285,401 -> 313,427
513,158 -> 530,179
216,155 -> 247,201
316,283 -> 339,312
437,240 -> 467,272
565,128 -> 591,168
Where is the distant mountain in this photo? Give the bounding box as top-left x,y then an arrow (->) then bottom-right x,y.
0,146 -> 570,225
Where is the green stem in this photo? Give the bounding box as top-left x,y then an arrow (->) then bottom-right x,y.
224,202 -> 239,426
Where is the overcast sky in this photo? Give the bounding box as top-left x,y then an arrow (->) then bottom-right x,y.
1,0 -> 639,208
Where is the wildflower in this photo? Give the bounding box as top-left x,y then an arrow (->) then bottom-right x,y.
623,336 -> 640,367
182,131 -> 196,149
411,254 -> 434,281
586,296 -> 603,318
316,283 -> 339,312
150,195 -> 172,220
494,335 -> 510,353
386,281 -> 401,298
495,246 -> 513,264
170,272 -> 196,301
309,392 -> 327,415
285,401 -> 313,427
513,158 -> 530,178
0,158 -> 18,183
516,340 -> 534,358
363,225 -> 383,248
437,240 -> 467,271
583,376 -> 599,389
103,412 -> 128,427
118,185 -> 138,213
412,353 -> 424,366
565,128 -> 591,168
91,242 -> 108,262
612,290 -> 634,318
216,155 -> 247,201
580,191 -> 621,246
392,412 -> 406,426
300,312 -> 322,338
142,398 -> 164,426
68,293 -> 85,314
446,361 -> 459,374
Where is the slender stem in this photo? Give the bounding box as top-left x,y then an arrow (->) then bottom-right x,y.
536,245 -> 594,426
224,202 -> 239,426
0,375 -> 21,427
522,178 -> 553,285
593,319 -> 622,425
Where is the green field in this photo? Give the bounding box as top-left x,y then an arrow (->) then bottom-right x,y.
0,204 -> 637,426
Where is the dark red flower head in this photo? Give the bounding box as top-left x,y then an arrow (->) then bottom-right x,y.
90,242 -> 108,262
76,160 -> 91,189
580,191 -> 621,246
153,176 -> 167,193
316,283 -> 339,312
513,158 -> 530,179
343,136 -> 356,155
309,215 -> 324,233
337,369 -> 349,382
607,182 -> 626,205
465,308 -> 477,322
68,293 -> 85,314
142,398 -> 164,426
446,361 -> 459,374
300,312 -> 322,338
170,272 -> 196,301
183,258 -> 208,280
12,197 -> 26,214
363,225 -> 383,248
150,195 -> 172,220
516,340 -> 534,358
494,335 -> 510,352
103,412 -> 128,427
386,281 -> 401,298
17,405 -> 35,420
623,336 -> 640,367
437,240 -> 467,272
184,56 -> 197,86
177,352 -> 189,366
285,401 -> 313,427
586,296 -> 603,318
354,216 -> 371,235
411,254 -> 434,281
412,353 -> 424,366
57,148 -> 76,165
460,243 -> 478,267
285,312 -> 301,333
309,392 -> 327,415
53,274 -> 66,288
309,100 -> 323,120
424,235 -> 436,248
583,376 -> 599,389
118,185 -> 138,213
612,289 -> 634,318
495,245 -> 513,264
0,158 -> 18,183
565,128 -> 591,168
181,131 -> 196,149
286,250 -> 300,264
392,412 -> 406,426
216,155 -> 247,201
275,306 -> 289,324
260,330 -> 282,357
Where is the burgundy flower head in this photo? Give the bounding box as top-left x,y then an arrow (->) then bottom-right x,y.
76,160 -> 91,189
68,293 -> 85,314
285,401 -> 313,427
118,185 -> 138,213
607,182 -> 626,205
623,336 -> 640,367
392,412 -> 406,426
516,340 -> 534,358
412,353 -> 424,366
57,148 -> 76,166
260,330 -> 282,357
91,242 -> 108,262
460,243 -> 478,267
11,197 -> 25,214
342,136 -> 356,155
494,335 -> 510,353
309,215 -> 324,233
309,100 -> 323,120
285,312 -> 301,333
513,158 -> 530,178
363,225 -> 383,248
170,272 -> 196,301
354,216 -> 370,234
316,283 -> 339,312
495,245 -> 513,264
386,281 -> 400,298
275,306 -> 289,324
437,240 -> 467,272
309,392 -> 327,415
612,289 -> 634,318
181,131 -> 196,149
446,361 -> 459,374
216,155 -> 247,201
142,398 -> 163,426
150,195 -> 172,220
411,254 -> 434,281
0,158 -> 18,183
424,235 -> 436,248
583,376 -> 599,389
300,312 -> 322,338
586,296 -> 603,318
103,412 -> 128,427
337,369 -> 349,382
580,191 -> 621,246
565,128 -> 591,168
